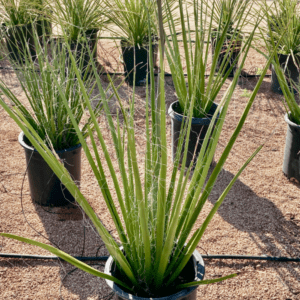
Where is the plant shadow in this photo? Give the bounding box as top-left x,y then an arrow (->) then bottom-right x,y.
30,199 -> 110,299
237,76 -> 286,115
208,168 -> 300,294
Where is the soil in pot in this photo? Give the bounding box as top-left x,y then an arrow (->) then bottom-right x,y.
282,113 -> 300,182
211,32 -> 242,77
104,249 -> 205,299
271,54 -> 300,94
4,23 -> 36,64
121,38 -> 158,86
19,132 -> 82,206
168,101 -> 219,168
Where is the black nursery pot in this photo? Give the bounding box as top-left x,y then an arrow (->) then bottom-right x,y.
271,54 -> 300,94
5,23 -> 36,64
71,29 -> 99,72
282,113 -> 300,182
53,29 -> 98,75
104,249 -> 205,300
18,132 -> 82,206
86,28 -> 99,60
211,33 -> 242,77
168,101 -> 219,168
121,39 -> 157,86
35,19 -> 52,41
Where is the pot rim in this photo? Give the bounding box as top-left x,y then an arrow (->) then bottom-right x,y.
284,113 -> 300,128
18,131 -> 82,153
168,100 -> 219,125
120,37 -> 158,49
104,249 -> 205,300
5,23 -> 32,29
276,53 -> 300,62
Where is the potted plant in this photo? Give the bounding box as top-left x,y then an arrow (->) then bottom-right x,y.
33,0 -> 52,43
166,0 -> 259,167
272,55 -> 300,182
104,0 -> 169,85
259,0 -> 300,94
0,0 -> 279,296
47,0 -> 107,72
206,0 -> 252,77
0,0 -> 37,63
0,34 -> 102,206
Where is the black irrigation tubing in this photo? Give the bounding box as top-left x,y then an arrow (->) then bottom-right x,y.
100,71 -> 272,78
0,253 -> 109,261
1,253 -> 300,262
98,33 -> 190,39
0,66 -> 272,78
201,255 -> 300,262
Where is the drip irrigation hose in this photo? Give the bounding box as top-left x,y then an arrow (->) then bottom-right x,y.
0,253 -> 109,261
0,67 -> 272,78
201,254 -> 300,262
1,253 -> 299,262
100,72 -> 272,78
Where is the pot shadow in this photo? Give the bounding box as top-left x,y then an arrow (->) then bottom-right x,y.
29,199 -> 110,299
284,175 -> 300,190
237,76 -> 286,116
0,256 -> 112,299
208,168 -> 300,294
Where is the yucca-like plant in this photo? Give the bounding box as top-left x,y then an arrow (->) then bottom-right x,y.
0,0 -> 280,296
104,0 -> 177,47
0,0 -> 37,26
0,33 -> 102,150
165,0 -> 256,118
202,0 -> 253,77
104,0 -> 155,46
272,54 -> 300,124
256,0 -> 300,93
47,0 -> 107,41
271,51 -> 300,181
0,0 -> 51,64
259,0 -> 300,57
205,0 -> 253,37
0,0 -> 51,29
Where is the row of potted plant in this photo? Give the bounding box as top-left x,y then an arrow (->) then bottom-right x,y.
257,0 -> 300,94
0,0 -> 257,86
257,0 -> 300,181
2,0 -> 300,85
0,0 -> 162,85
0,0 -> 298,298
3,0 -> 298,87
272,46 -> 300,183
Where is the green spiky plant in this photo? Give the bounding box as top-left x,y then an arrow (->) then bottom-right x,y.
207,0 -> 253,37
258,0 -> 300,59
47,0 -> 107,42
0,0 -> 51,64
0,0 -> 280,297
273,54 -> 300,124
0,0 -> 50,31
256,0 -> 300,94
104,0 -> 155,46
207,0 -> 253,75
103,0 -> 177,47
165,0 -> 255,118
0,33 -> 102,150
0,0 -> 35,26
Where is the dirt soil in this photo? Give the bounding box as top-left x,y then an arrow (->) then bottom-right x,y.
0,40 -> 300,300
